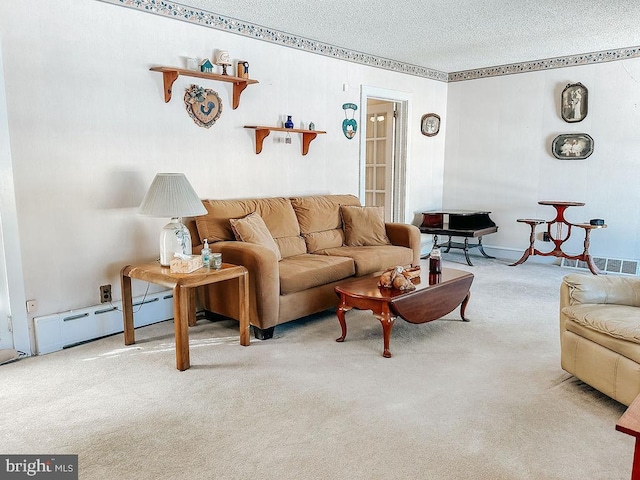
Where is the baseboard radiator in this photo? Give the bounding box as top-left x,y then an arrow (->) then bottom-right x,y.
34,290 -> 174,355
561,257 -> 640,276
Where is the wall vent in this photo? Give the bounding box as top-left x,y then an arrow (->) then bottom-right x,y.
34,290 -> 174,355
561,257 -> 640,276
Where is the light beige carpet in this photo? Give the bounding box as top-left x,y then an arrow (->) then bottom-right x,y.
0,256 -> 632,479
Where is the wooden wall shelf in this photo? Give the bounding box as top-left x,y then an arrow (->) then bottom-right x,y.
244,126 -> 327,156
150,66 -> 258,109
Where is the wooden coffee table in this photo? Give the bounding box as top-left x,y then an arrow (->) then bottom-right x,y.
335,267 -> 473,358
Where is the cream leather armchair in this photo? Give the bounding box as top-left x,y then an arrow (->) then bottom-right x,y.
560,273 -> 640,406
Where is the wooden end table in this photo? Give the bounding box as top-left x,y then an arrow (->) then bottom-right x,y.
120,262 -> 249,371
335,267 -> 473,358
617,393 -> 640,480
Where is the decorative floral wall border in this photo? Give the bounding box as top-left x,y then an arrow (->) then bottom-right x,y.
97,0 -> 448,82
448,47 -> 640,82
98,0 -> 640,83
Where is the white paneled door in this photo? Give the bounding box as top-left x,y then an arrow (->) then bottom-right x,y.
365,101 -> 395,220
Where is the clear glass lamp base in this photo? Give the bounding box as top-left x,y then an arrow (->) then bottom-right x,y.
159,217 -> 192,266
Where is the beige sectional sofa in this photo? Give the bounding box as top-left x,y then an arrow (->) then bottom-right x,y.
560,273 -> 640,406
185,194 -> 421,339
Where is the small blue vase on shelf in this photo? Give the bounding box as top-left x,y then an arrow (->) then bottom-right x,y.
284,115 -> 294,129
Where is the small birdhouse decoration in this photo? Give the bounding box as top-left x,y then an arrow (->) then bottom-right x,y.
200,59 -> 214,73
342,103 -> 358,139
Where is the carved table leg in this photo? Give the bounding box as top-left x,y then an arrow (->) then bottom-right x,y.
335,295 -> 352,342
510,221 -> 539,267
375,310 -> 396,358
460,292 -> 471,322
581,228 -> 600,275
477,237 -> 495,259
463,238 -> 474,266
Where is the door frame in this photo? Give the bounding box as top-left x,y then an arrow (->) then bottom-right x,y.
359,85 -> 412,223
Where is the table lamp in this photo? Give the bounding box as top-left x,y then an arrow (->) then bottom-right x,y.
214,50 -> 232,75
138,173 -> 207,266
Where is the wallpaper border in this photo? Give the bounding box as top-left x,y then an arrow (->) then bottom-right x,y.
98,0 -> 640,83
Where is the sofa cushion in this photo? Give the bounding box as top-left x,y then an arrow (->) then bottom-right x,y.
340,205 -> 391,247
303,230 -> 345,253
197,199 -> 258,242
196,197 -> 306,258
319,245 -> 413,276
274,235 -> 307,259
230,212 -> 282,261
279,254 -> 355,295
290,194 -> 361,252
562,304 -> 640,345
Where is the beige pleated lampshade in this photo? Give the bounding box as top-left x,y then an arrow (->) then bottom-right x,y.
138,173 -> 207,218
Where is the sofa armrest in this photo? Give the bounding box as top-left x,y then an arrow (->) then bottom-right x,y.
385,222 -> 422,267
196,241 -> 280,328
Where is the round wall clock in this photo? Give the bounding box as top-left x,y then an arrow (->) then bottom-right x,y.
184,84 -> 222,128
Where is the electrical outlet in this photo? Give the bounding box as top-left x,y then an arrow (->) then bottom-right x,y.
100,284 -> 112,303
542,232 -> 551,242
26,300 -> 37,313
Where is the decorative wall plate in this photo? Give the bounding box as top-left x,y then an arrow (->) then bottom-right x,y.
552,133 -> 594,160
184,84 -> 222,128
421,113 -> 440,136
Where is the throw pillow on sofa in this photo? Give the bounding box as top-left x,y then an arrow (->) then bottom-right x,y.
340,205 -> 391,247
230,212 -> 282,260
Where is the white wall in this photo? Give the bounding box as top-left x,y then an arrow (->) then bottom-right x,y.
0,0 -> 447,348
445,59 -> 640,260
0,38 -> 29,353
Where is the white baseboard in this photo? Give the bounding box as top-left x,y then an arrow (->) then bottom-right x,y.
34,290 -> 174,355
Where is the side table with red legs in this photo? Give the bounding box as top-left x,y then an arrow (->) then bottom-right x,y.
511,201 -> 606,275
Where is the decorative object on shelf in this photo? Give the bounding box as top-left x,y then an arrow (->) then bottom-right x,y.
284,115 -> 294,128
244,125 -> 327,155
214,50 -> 232,75
309,122 -> 315,131
421,113 -> 440,136
149,66 -> 258,108
285,132 -> 292,144
552,133 -> 594,160
561,82 -> 588,123
236,60 -> 249,79
185,57 -> 198,71
342,103 -> 358,139
183,84 -> 222,128
138,173 -> 207,267
200,59 -> 214,73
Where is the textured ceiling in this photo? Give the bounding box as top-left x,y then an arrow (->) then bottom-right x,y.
177,0 -> 640,73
